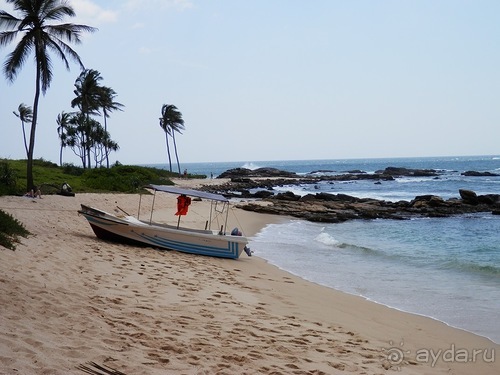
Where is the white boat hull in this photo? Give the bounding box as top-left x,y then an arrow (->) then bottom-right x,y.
78,205 -> 247,259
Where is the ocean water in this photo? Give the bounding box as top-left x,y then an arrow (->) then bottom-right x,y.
148,155 -> 500,343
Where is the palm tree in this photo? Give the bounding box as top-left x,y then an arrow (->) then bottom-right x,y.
71,69 -> 103,168
13,103 -> 32,158
159,104 -> 185,175
0,0 -> 96,190
90,124 -> 119,168
56,110 -> 72,166
98,86 -> 123,168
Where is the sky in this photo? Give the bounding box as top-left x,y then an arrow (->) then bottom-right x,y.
0,0 -> 499,166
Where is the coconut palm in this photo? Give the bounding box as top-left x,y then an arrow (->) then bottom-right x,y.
71,69 -> 103,168
90,123 -> 119,168
13,103 -> 32,158
0,0 -> 96,190
98,86 -> 123,168
56,110 -> 72,166
159,104 -> 185,175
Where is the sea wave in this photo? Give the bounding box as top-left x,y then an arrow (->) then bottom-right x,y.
241,162 -> 260,170
438,260 -> 500,277
314,232 -> 340,247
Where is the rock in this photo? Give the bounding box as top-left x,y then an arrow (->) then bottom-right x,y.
375,167 -> 439,177
274,191 -> 301,201
300,193 -> 358,203
428,196 -> 446,207
253,190 -> 273,199
218,167 -> 297,179
462,171 -> 499,177
478,194 -> 500,205
459,189 -> 478,204
410,195 -> 446,207
309,169 -> 335,174
231,177 -> 252,183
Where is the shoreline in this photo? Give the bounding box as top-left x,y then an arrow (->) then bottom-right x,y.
255,249 -> 499,344
253,235 -> 500,345
1,188 -> 498,374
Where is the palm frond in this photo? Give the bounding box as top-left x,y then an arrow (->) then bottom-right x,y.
76,361 -> 127,375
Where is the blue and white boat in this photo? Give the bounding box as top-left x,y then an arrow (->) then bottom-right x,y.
78,185 -> 250,259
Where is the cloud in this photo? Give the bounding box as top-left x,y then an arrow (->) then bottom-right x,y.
69,0 -> 119,25
125,0 -> 194,12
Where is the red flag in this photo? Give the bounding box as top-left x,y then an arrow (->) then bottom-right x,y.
175,194 -> 191,216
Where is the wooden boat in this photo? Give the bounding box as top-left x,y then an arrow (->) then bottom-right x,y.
78,184 -> 251,259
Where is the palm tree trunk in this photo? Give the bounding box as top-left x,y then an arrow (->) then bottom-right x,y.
21,121 -> 29,158
172,132 -> 181,175
86,114 -> 91,168
27,66 -> 42,190
165,133 -> 173,172
104,114 -> 109,168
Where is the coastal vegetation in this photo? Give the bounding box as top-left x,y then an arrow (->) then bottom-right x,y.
0,158 -> 204,250
0,158 -> 196,196
67,69 -> 124,169
0,209 -> 29,250
0,0 -> 97,191
159,103 -> 185,175
1,1 -> 188,194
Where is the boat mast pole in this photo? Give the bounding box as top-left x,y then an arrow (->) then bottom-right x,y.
149,189 -> 157,224
138,192 -> 142,220
208,200 -> 214,230
224,201 -> 229,235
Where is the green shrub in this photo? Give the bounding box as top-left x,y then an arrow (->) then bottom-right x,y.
81,165 -> 175,192
62,163 -> 84,176
33,158 -> 59,168
0,209 -> 30,250
0,161 -> 18,195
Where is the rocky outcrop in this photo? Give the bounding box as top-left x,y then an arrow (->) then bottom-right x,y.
375,167 -> 439,177
201,166 -> 500,223
237,191 -> 500,223
219,166 -> 444,180
461,171 -> 499,177
218,167 -> 297,179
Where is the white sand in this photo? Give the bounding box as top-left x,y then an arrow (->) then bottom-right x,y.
0,184 -> 498,374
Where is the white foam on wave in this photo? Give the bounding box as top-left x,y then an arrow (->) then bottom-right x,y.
395,177 -> 435,184
241,162 -> 260,170
273,185 -> 308,196
314,231 -> 340,247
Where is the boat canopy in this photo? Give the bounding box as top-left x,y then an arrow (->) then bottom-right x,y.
145,184 -> 229,202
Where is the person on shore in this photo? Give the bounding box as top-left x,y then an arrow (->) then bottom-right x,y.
25,186 -> 42,198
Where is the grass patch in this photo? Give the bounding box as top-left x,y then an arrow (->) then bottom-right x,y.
81,165 -> 176,192
0,159 -> 193,195
0,209 -> 30,250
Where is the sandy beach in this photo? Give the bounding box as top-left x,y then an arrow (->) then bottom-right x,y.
1,180 -> 498,374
